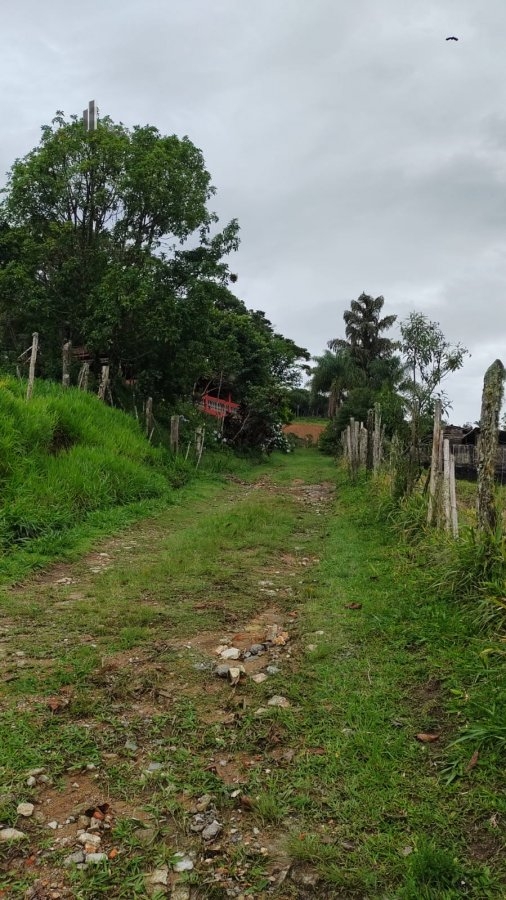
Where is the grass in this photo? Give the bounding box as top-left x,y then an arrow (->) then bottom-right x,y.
287,416 -> 329,426
0,377 -> 257,583
0,451 -> 506,897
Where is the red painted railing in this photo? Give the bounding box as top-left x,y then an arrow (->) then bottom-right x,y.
199,393 -> 239,419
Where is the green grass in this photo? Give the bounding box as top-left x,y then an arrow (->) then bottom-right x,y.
0,377 -> 257,583
1,451 -> 506,897
287,416 -> 329,426
0,377 -> 171,544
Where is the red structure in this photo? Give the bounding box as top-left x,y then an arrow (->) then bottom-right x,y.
199,392 -> 239,419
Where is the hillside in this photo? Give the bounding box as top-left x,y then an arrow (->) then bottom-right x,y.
0,378 -> 174,564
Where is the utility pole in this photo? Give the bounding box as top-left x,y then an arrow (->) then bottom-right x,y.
82,100 -> 97,132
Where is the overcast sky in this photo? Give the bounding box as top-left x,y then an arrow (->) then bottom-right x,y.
2,0 -> 506,422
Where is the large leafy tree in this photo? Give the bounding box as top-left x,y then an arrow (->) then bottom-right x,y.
0,111 -> 239,385
0,110 -> 310,452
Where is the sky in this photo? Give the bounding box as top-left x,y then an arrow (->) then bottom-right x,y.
1,0 -> 506,422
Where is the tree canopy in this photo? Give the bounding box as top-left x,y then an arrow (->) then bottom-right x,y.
328,293 -> 398,378
315,293 -> 404,447
0,111 -> 309,446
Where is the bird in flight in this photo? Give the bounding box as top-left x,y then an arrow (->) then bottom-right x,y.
446,36 -> 459,41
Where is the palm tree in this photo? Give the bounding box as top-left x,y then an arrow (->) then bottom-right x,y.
328,293 -> 398,381
310,349 -> 362,417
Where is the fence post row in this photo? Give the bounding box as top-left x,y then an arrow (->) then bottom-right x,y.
342,407 -> 385,479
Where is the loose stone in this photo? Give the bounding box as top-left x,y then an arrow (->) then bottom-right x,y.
202,820 -> 222,841
268,695 -> 291,708
64,850 -> 86,866
214,664 -> 230,677
149,866 -> 169,886
173,852 -> 194,872
0,828 -> 27,842
17,802 -> 35,817
78,832 -> 101,848
220,647 -> 241,660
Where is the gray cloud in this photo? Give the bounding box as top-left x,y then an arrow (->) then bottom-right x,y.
2,0 -> 506,422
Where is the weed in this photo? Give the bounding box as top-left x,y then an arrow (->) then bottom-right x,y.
400,839 -> 462,897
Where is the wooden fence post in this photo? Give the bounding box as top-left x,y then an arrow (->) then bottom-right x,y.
450,452 -> 459,538
97,365 -> 110,402
145,397 -> 154,440
349,418 -> 359,478
442,438 -> 452,533
62,341 -> 72,388
341,429 -> 348,459
366,409 -> 374,472
477,359 -> 505,531
427,399 -> 442,526
26,332 -> 39,401
77,362 -> 89,391
195,426 -> 205,468
345,425 -> 351,465
170,415 -> 180,454
373,403 -> 382,472
359,424 -> 367,468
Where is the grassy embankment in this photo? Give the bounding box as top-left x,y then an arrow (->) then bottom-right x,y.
0,449 -> 505,897
0,377 -> 243,582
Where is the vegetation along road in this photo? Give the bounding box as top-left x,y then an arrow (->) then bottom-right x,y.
0,450 -> 505,899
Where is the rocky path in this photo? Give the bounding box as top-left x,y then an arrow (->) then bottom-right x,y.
0,456 -> 337,899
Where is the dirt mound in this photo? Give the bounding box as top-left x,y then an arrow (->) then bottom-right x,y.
283,422 -> 326,443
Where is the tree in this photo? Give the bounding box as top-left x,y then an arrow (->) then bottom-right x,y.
286,386 -> 327,419
318,294 -> 404,453
0,111 -> 239,386
400,312 -> 469,490
0,109 -> 310,452
328,293 -> 398,380
310,349 -> 361,417
400,312 -> 468,418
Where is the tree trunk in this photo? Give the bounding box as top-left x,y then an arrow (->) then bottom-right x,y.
477,359 -> 505,531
